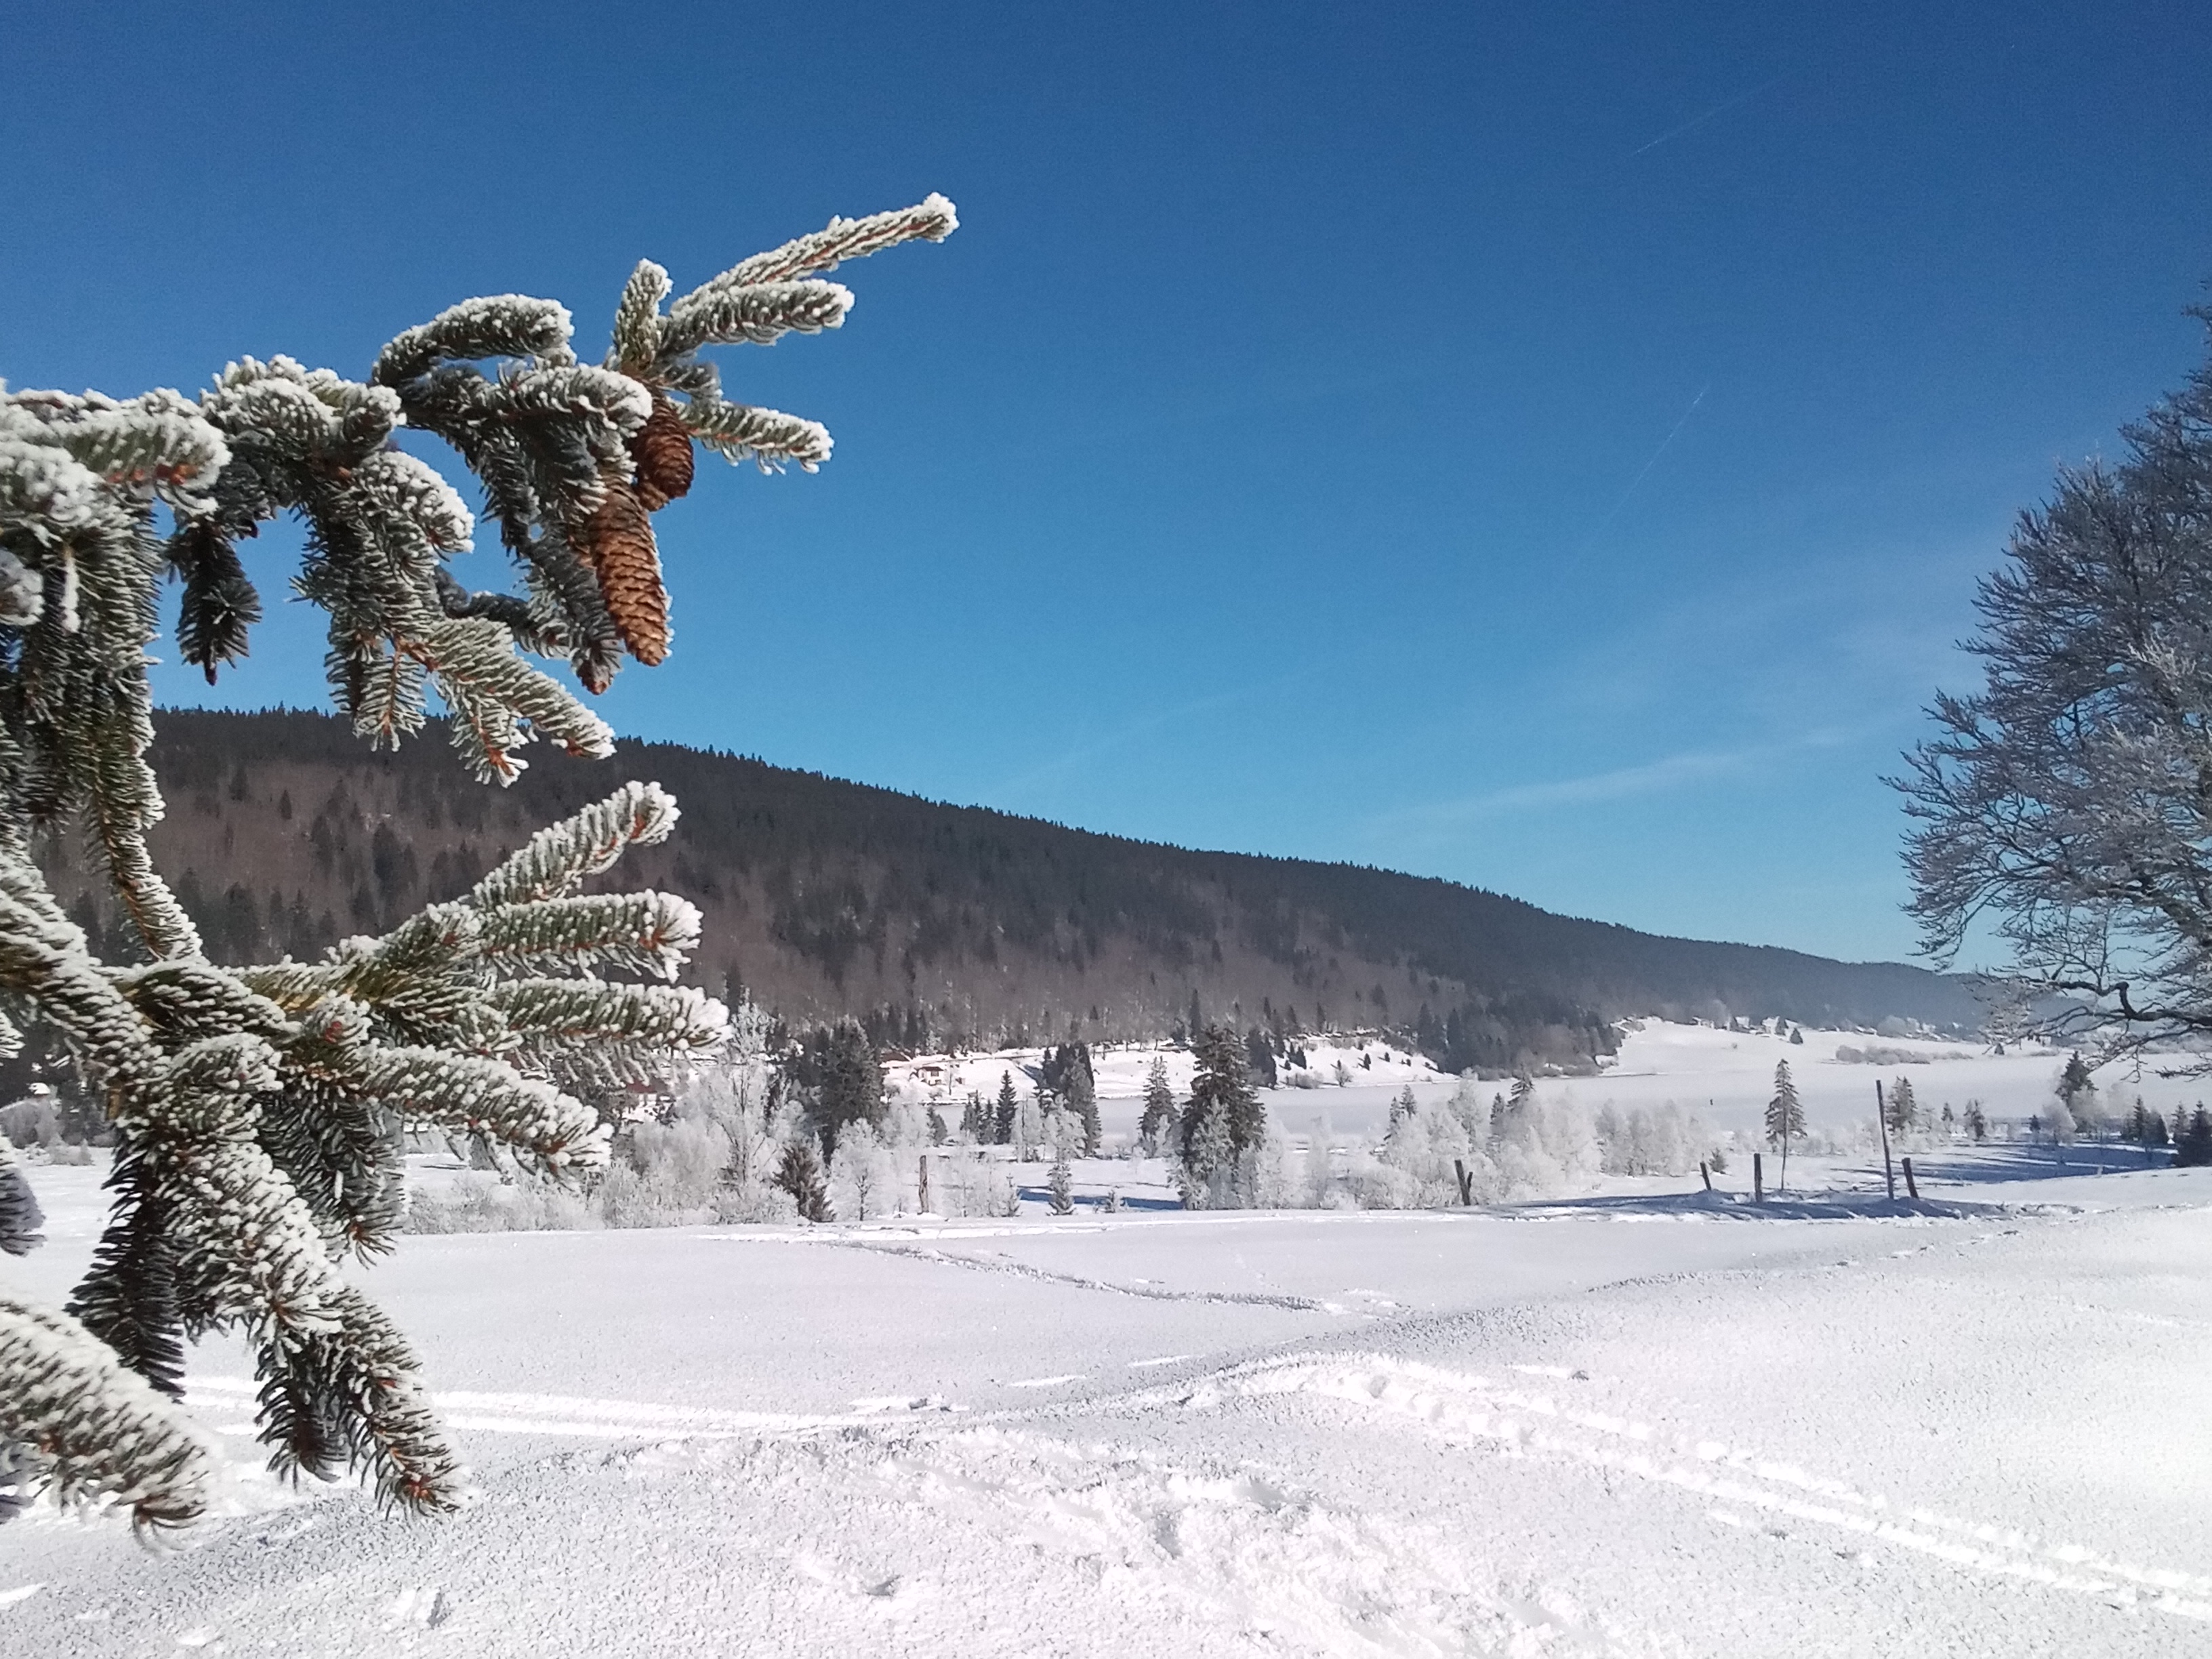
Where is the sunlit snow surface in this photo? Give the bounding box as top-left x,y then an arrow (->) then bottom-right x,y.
4,1028 -> 2209,1656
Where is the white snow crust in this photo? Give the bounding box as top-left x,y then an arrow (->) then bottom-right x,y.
3,1029 -> 2209,1655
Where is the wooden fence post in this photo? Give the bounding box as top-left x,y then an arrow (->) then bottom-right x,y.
1454,1158 -> 1473,1205
1700,1160 -> 1713,1193
1901,1156 -> 1919,1201
918,1155 -> 930,1215
1753,1152 -> 1763,1204
1876,1080 -> 1897,1202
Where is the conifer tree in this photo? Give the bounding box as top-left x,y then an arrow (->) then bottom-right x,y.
1179,1023 -> 1262,1205
2176,1105 -> 2212,1168
1885,1075 -> 1919,1136
2055,1052 -> 2096,1135
775,1137 -> 834,1221
1244,1025 -> 1278,1088
1765,1060 -> 1805,1193
994,1070 -> 1019,1146
1047,1148 -> 1075,1215
0,195 -> 954,1527
810,1018 -> 884,1161
1137,1056 -> 1175,1156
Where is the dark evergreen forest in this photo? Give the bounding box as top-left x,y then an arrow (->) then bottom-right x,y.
31,710 -> 1984,1073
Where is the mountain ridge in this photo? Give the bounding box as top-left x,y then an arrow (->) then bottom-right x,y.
32,708 -> 1984,1070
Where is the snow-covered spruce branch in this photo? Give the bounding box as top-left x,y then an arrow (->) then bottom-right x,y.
475,892 -> 703,980
0,200 -> 947,1525
0,1295 -> 213,1533
467,779 -> 681,907
0,781 -> 720,1520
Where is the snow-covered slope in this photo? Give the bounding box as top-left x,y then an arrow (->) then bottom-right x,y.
4,1159 -> 2208,1656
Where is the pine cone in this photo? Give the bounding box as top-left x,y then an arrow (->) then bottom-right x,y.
578,479 -> 671,665
629,392 -> 695,512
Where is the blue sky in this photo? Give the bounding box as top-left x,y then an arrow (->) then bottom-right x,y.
5,2 -> 2207,964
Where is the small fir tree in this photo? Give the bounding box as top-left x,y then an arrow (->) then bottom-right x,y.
1178,1024 -> 1263,1205
1178,1100 -> 1233,1209
1137,1057 -> 1176,1156
775,1138 -> 834,1222
926,1103 -> 949,1146
1788,1024 -> 1804,1045
1885,1075 -> 1919,1135
1047,1149 -> 1075,1215
2176,1106 -> 2212,1168
1765,1061 -> 1805,1192
994,1071 -> 1019,1146
1244,1026 -> 1278,1089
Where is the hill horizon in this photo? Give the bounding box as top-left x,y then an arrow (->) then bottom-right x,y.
32,708 -> 1988,1071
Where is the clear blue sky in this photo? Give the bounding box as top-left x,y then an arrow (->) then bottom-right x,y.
5,2 -> 2207,965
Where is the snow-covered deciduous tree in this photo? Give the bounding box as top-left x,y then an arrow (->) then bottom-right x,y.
828,1122 -> 894,1223
0,196 -> 954,1528
1896,318 -> 2212,1061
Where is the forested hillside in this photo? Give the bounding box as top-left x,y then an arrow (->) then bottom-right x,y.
35,710 -> 1985,1071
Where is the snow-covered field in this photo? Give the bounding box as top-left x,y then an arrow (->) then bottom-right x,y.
5,1029 -> 2210,1656
907,1019 -> 2196,1164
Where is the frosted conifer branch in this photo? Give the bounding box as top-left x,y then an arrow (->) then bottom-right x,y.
476,890 -> 701,980
0,1139 -> 45,1256
608,260 -> 672,377
0,199 -> 952,1525
255,1285 -> 460,1513
346,1046 -> 606,1165
0,1295 -> 214,1533
683,398 -> 834,472
468,781 -> 680,908
371,295 -> 577,388
722,193 -> 958,287
487,979 -> 727,1055
659,279 -> 853,359
404,618 -> 615,781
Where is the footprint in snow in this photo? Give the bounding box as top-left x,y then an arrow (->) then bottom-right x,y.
383,1586 -> 451,1629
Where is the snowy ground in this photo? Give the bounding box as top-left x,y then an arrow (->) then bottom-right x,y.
5,1143 -> 2210,1656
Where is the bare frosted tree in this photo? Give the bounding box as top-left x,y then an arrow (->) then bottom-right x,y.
1896,314 -> 2212,1059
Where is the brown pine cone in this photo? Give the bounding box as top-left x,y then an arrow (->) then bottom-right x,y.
579,478 -> 672,665
630,392 -> 695,512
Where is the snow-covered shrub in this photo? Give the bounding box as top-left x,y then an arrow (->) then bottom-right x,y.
1493,1084 -> 1597,1197
405,1174 -> 598,1234
829,1122 -> 897,1223
924,1149 -> 1019,1218
1372,1086 -> 1498,1205
1595,1101 -> 1711,1177
603,1115 -> 733,1226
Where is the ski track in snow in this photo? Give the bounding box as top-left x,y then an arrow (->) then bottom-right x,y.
1160,1352 -> 2212,1624
183,1334 -> 2211,1633
184,1376 -> 955,1439
808,1237 -> 1349,1313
